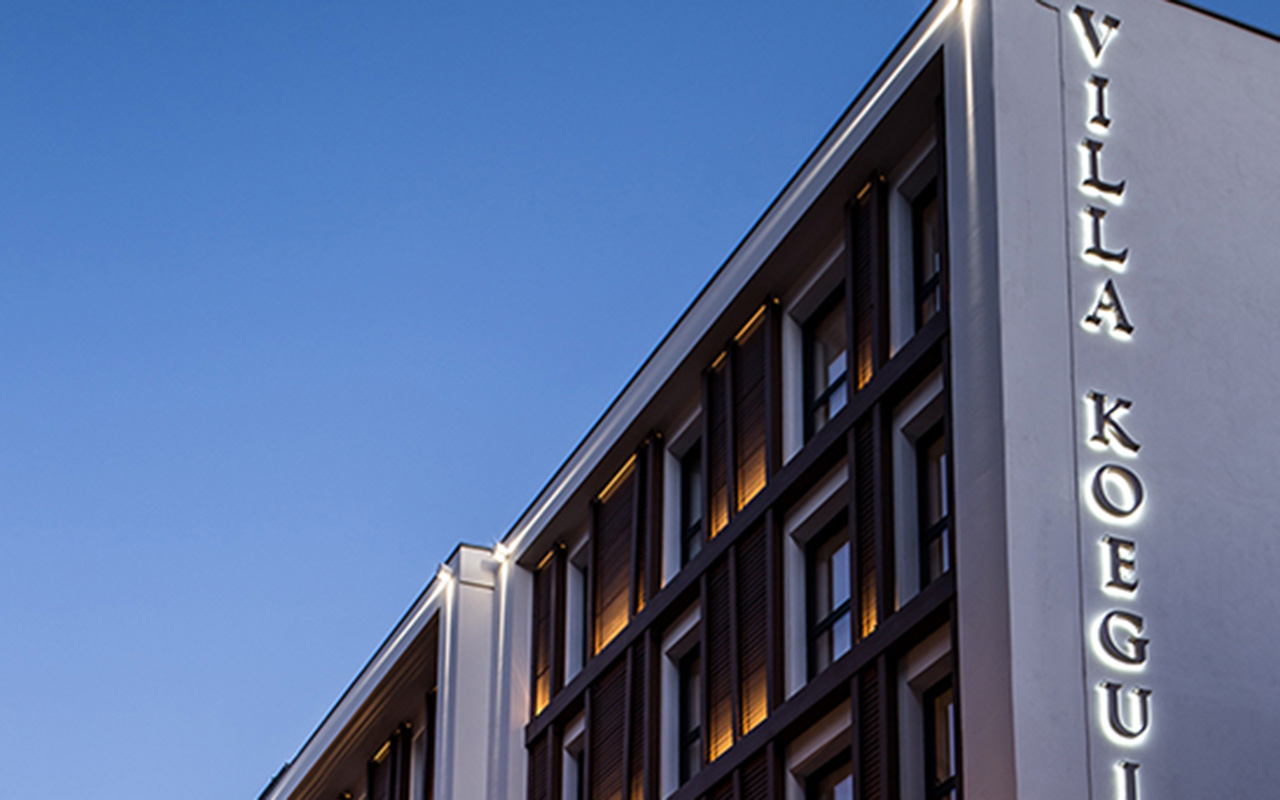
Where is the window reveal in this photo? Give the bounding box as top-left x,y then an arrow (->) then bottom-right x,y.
805,293 -> 849,439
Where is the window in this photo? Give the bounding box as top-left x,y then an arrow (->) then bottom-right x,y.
917,423 -> 950,586
680,443 -> 704,565
809,522 -> 853,676
804,293 -> 848,438
807,755 -> 854,800
678,647 -> 703,784
913,182 -> 943,330
923,676 -> 957,800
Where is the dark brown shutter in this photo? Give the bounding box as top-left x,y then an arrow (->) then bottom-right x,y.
735,526 -> 768,736
532,558 -> 554,714
395,726 -> 412,800
628,640 -> 647,800
528,733 -> 551,800
851,183 -> 878,391
733,319 -> 767,511
633,448 -> 647,616
595,468 -> 635,654
704,778 -> 736,800
705,559 -> 734,762
739,751 -> 770,800
858,665 -> 883,800
591,661 -> 628,800
854,418 -> 879,639
706,364 -> 730,537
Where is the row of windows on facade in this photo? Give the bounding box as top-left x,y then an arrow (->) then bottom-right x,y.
527,160 -> 952,800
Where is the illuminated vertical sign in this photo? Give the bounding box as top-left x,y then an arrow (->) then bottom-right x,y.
1070,5 -> 1153,799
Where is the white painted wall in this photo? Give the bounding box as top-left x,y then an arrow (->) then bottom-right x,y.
957,2 -> 1280,799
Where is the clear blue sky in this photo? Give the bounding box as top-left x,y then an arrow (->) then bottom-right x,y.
2,1 -> 1275,798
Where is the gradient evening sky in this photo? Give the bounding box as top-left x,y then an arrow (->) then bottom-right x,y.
2,2 -> 1275,798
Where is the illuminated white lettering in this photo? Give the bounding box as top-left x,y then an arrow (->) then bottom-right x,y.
1085,206 -> 1130,266
1074,6 -> 1122,59
1086,391 -> 1140,453
1099,610 -> 1148,666
1101,681 -> 1152,739
1083,279 -> 1135,336
1102,535 -> 1139,593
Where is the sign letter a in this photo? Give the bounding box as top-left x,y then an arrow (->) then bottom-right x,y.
1074,6 -> 1121,59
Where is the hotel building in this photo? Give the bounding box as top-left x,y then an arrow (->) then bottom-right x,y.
258,1 -> 1280,799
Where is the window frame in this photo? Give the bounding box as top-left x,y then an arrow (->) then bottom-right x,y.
802,288 -> 850,441
915,420 -> 951,589
806,516 -> 854,679
922,674 -> 957,800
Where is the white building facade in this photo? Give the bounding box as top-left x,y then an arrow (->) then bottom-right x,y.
259,2 -> 1280,799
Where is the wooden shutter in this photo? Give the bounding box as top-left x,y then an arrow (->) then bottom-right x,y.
532,557 -> 554,714
739,751 -> 770,800
528,733 -> 551,800
736,526 -> 769,736
858,665 -> 883,800
706,364 -> 730,537
628,640 -> 648,800
854,417 -> 879,639
705,560 -> 735,762
733,315 -> 767,511
851,181 -> 882,391
591,661 -> 628,800
595,465 -> 635,654
633,448 -> 648,616
704,778 -> 736,800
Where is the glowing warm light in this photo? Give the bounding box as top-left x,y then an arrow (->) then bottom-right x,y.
734,304 -> 767,344
597,454 -> 637,502
740,666 -> 768,735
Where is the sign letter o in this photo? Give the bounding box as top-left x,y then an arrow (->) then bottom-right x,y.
1092,463 -> 1144,517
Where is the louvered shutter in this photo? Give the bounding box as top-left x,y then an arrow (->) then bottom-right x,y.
528,733 -> 551,800
591,661 -> 628,800
704,778 -> 736,800
858,665 -> 883,800
739,751 -> 770,800
634,451 -> 647,616
628,641 -> 647,800
705,560 -> 734,762
851,182 -> 879,391
595,470 -> 634,654
532,558 -> 554,714
736,526 -> 769,735
733,319 -> 767,511
855,417 -> 879,639
706,364 -> 730,537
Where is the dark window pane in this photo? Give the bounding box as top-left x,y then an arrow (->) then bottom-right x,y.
914,184 -> 943,330
810,525 -> 852,675
681,444 -> 704,565
679,649 -> 702,783
808,296 -> 849,437
809,758 -> 853,800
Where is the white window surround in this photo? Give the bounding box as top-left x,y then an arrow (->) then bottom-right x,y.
782,698 -> 853,800
896,624 -> 952,800
891,367 -> 944,610
562,712 -> 586,800
565,531 -> 589,681
888,130 -> 939,358
781,238 -> 845,466
660,604 -> 702,799
782,458 -> 849,701
662,409 -> 703,588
